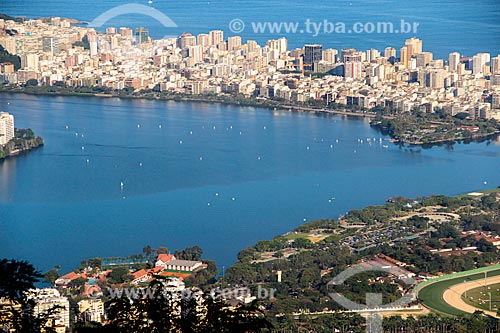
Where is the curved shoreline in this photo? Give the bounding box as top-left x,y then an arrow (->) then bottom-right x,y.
2,89 -> 497,147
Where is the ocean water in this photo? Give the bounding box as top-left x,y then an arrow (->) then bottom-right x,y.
1,0 -> 500,58
0,93 -> 499,272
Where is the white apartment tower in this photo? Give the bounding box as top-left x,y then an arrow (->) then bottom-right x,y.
0,112 -> 14,145
209,30 -> 224,46
448,52 -> 460,72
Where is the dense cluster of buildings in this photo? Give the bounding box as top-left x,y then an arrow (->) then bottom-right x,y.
0,112 -> 14,145
1,17 -> 500,119
0,253 -> 208,331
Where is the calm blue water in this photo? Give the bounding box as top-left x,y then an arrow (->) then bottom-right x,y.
0,93 -> 500,272
1,0 -> 500,58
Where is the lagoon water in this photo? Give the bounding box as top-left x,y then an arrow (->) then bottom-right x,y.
1,0 -> 500,58
0,93 -> 500,272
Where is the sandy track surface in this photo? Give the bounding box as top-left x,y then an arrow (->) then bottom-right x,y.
442,276 -> 500,317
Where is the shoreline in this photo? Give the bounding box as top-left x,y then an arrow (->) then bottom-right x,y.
1,88 -> 497,147
0,128 -> 44,161
0,88 -> 376,119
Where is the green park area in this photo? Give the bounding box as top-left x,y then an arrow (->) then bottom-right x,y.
462,282 -> 500,313
417,265 -> 500,316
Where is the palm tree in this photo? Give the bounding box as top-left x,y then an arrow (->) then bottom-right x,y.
0,259 -> 64,333
0,259 -> 42,301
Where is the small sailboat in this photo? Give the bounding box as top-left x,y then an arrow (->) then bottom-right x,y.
120,181 -> 124,188
148,0 -> 153,4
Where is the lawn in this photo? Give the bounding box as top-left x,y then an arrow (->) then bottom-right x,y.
418,267 -> 500,316
462,282 -> 500,313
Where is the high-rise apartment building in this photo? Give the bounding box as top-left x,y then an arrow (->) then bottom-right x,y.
344,61 -> 363,79
304,44 -> 322,71
322,48 -> 338,63
491,56 -> 500,74
384,47 -> 396,58
209,30 -> 224,46
0,112 -> 14,145
267,37 -> 288,54
400,38 -> 422,68
119,27 -> 133,38
42,37 -> 59,56
28,289 -> 70,330
197,33 -> 210,48
448,52 -> 460,72
227,36 -> 242,51
415,52 -> 433,68
77,299 -> 104,323
135,28 -> 150,44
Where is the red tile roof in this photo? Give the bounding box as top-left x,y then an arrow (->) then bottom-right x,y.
132,269 -> 149,280
157,254 -> 175,263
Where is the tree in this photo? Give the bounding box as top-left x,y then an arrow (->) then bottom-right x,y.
25,79 -> 38,87
156,246 -> 169,255
143,245 -> 153,257
43,267 -> 60,285
0,259 -> 61,332
107,267 -> 132,284
0,259 -> 42,301
175,246 -> 203,261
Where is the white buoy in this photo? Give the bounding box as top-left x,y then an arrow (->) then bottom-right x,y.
189,131 -> 193,135
86,159 -> 89,163
139,162 -> 143,167
65,125 -> 69,129
231,197 -> 235,201
306,146 -> 310,150
207,202 -> 211,206
199,156 -> 203,161
330,144 -> 333,148
137,124 -> 140,128
159,125 -> 162,129
257,156 -> 261,160
215,192 -> 219,197
81,146 -> 85,150
179,140 -> 183,144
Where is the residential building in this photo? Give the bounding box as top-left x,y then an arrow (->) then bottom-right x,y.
0,112 -> 14,145
304,44 -> 322,71
77,299 -> 104,323
28,289 -> 70,330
